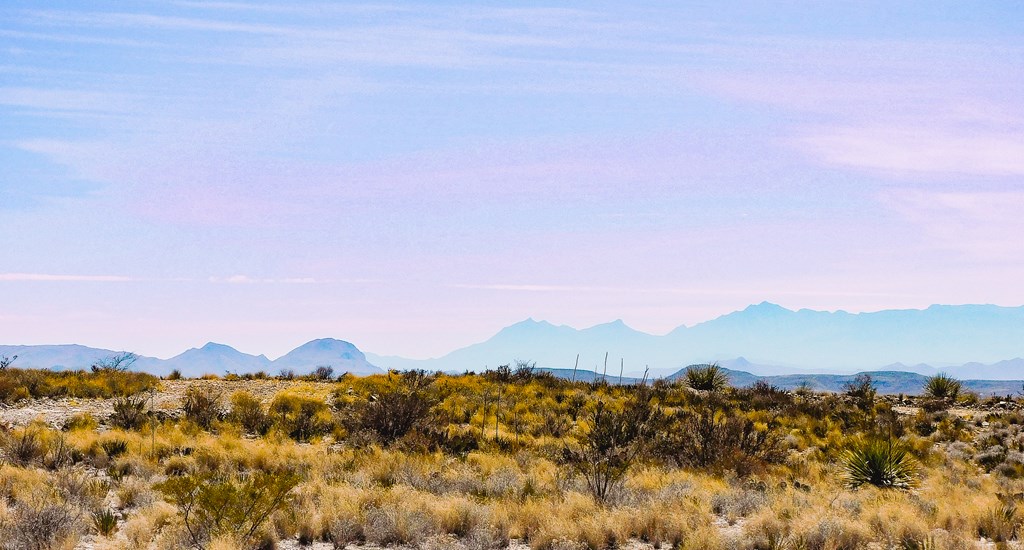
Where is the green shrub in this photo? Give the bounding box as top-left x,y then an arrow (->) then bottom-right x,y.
228,391 -> 271,435
62,412 -> 98,432
156,470 -> 301,548
843,438 -> 918,489
344,384 -> 434,445
269,393 -> 333,441
658,400 -> 783,475
560,391 -> 662,502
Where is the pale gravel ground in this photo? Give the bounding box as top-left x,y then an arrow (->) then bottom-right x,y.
0,379 -> 338,428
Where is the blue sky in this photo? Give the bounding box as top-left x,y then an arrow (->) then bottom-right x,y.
2,1 -> 1023,359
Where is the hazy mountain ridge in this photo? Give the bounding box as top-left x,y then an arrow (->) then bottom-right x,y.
535,366 -> 1024,396
6,303 -> 1024,380
0,339 -> 381,378
369,303 -> 1024,377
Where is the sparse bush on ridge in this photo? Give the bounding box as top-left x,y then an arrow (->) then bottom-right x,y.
308,365 -> 334,381
844,373 -> 877,412
0,366 -> 157,403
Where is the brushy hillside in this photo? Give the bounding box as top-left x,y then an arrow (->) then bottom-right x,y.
0,366 -> 1022,549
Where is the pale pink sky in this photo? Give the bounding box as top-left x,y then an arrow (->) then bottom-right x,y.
1,2 -> 1022,359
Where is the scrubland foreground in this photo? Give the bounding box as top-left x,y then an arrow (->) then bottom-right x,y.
1,364 -> 1024,550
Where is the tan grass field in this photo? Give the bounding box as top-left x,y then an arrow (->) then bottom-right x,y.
0,367 -> 1022,550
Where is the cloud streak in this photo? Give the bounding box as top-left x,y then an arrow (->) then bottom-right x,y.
0,273 -> 132,282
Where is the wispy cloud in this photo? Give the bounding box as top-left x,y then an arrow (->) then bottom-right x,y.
802,126 -> 1024,177
882,190 -> 1024,260
450,284 -> 907,299
0,273 -> 131,282
209,275 -> 316,284
0,87 -> 135,114
206,275 -> 376,284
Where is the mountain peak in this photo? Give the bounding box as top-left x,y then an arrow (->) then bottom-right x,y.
503,318 -> 556,332
273,339 -> 379,375
744,301 -> 790,314
583,319 -> 634,332
200,342 -> 235,352
301,338 -> 357,350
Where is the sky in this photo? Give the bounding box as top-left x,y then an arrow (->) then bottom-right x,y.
2,1 -> 1023,360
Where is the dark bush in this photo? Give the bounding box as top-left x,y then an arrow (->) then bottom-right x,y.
844,373 -> 877,412
183,386 -> 223,430
270,394 -> 333,441
344,380 -> 434,445
228,391 -> 271,435
3,427 -> 45,466
100,438 -> 129,459
658,399 -> 783,475
560,390 -> 662,502
308,365 -> 335,381
735,380 -> 792,412
0,501 -> 82,549
109,395 -> 148,430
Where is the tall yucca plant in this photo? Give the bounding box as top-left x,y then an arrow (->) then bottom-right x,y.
843,438 -> 918,490
684,363 -> 729,392
923,373 -> 961,401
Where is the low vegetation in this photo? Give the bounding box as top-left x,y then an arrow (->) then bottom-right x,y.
0,367 -> 1019,549
0,366 -> 158,403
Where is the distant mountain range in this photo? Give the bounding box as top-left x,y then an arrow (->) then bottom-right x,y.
367,303 -> 1024,378
0,338 -> 381,378
4,303 -> 1024,381
537,366 -> 1024,396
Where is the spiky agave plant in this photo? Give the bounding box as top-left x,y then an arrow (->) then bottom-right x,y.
684,363 -> 729,392
92,509 -> 117,536
923,373 -> 962,401
843,438 -> 918,489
